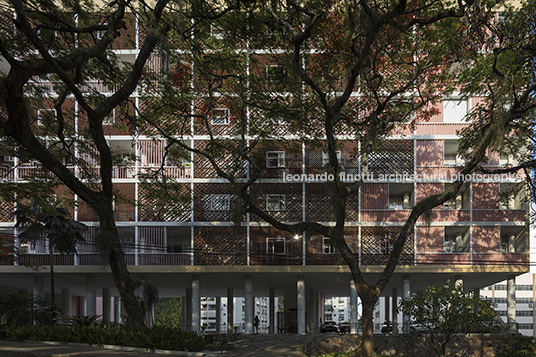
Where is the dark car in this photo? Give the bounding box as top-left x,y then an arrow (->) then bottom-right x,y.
381,321 -> 392,333
321,321 -> 339,333
339,322 -> 351,333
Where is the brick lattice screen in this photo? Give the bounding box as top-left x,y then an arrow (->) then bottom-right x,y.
194,226 -> 247,265
361,226 -> 414,265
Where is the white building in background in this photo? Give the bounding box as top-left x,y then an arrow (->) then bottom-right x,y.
373,297 -> 403,333
324,297 -> 351,323
201,297 -> 275,333
480,273 -> 536,337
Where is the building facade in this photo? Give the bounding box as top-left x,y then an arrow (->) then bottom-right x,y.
0,8 -> 530,335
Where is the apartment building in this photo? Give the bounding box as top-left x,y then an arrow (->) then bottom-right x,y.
481,273 -> 536,337
0,6 -> 530,335
324,297 -> 352,324
201,297 -> 275,333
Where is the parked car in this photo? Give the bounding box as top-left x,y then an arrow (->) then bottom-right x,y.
321,321 -> 339,333
339,322 -> 351,333
381,321 -> 392,333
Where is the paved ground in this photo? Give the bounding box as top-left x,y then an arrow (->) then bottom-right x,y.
0,334 -> 307,357
227,334 -> 305,356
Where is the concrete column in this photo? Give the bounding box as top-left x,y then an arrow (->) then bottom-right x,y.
185,288 -> 192,331
269,288 -> 275,333
384,297 -> 390,323
314,290 -> 320,333
306,288 -> 314,332
113,296 -> 121,324
61,288 -> 71,324
507,275 -> 517,332
79,296 -> 86,317
227,288 -> 234,333
192,276 -> 201,334
392,288 -> 398,333
244,276 -> 253,334
216,296 -> 222,334
85,276 -> 96,316
102,288 -> 111,323
454,275 -> 463,288
139,275 -> 153,328
33,275 -> 45,300
350,280 -> 358,334
297,275 -> 306,334
403,275 -> 410,333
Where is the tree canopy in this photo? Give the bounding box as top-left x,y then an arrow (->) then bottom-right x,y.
0,0 -> 534,353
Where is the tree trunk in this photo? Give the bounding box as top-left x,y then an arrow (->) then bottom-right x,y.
352,293 -> 376,357
99,216 -> 146,329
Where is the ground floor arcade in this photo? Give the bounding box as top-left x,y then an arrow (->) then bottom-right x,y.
0,264 -> 527,333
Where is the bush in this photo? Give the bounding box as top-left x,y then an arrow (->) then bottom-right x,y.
0,324 -> 206,352
497,334 -> 536,357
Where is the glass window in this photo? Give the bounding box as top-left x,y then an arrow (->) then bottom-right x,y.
210,194 -> 230,211
267,237 -> 285,254
443,99 -> 468,123
37,109 -> 56,126
323,238 -> 334,254
266,151 -> 285,168
211,108 -> 230,125
266,194 -> 285,211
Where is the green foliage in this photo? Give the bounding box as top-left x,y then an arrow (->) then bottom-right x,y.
68,315 -> 102,327
0,324 -> 206,352
0,291 -> 59,326
398,282 -> 505,357
154,297 -> 182,329
497,334 -> 536,357
14,196 -> 86,254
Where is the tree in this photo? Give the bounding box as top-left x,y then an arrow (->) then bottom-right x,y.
0,0 -> 533,350
140,0 -> 536,355
154,297 -> 182,329
398,282 -> 505,357
0,290 -> 59,326
14,196 -> 86,309
0,0 -> 176,328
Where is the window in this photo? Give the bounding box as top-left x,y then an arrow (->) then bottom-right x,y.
266,151 -> 285,168
37,109 -> 56,126
388,183 -> 413,210
19,241 -> 36,254
443,183 -> 469,209
211,108 -> 230,125
444,228 -> 469,253
322,151 -> 341,167
210,194 -> 230,211
103,109 -> 115,125
266,65 -> 286,82
96,23 -> 108,40
323,238 -> 334,254
443,98 -> 468,123
3,156 -> 13,162
267,237 -> 285,254
210,24 -> 226,39
266,194 -> 285,211
443,140 -> 464,166
499,183 -> 526,210
500,227 -> 526,253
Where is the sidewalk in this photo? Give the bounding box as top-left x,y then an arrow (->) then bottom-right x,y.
0,334 -> 306,357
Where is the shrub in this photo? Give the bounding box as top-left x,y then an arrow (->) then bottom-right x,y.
0,324 -> 206,352
497,334 -> 536,357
